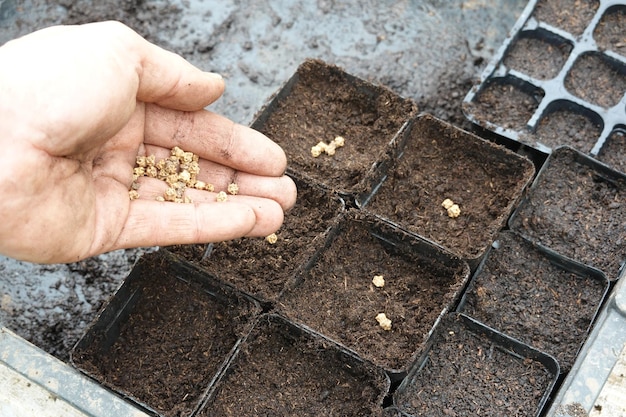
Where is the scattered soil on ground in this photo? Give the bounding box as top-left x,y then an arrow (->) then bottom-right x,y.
364,114 -> 535,262
460,231 -> 608,372
202,314 -> 388,417
510,146 -> 626,281
394,313 -> 556,417
278,212 -> 469,373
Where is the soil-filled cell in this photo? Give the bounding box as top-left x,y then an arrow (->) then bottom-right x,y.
533,0 -> 599,37
503,30 -> 572,80
463,77 -> 544,131
598,129 -> 626,174
532,104 -> 602,151
278,211 -> 470,375
200,314 -> 389,417
168,177 -> 344,303
510,146 -> 626,281
564,52 -> 626,109
364,114 -> 535,262
459,231 -> 608,372
252,59 -> 416,200
394,313 -> 558,417
594,6 -> 626,57
71,252 -> 260,417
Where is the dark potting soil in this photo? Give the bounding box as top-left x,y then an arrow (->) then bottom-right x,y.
255,59 -> 417,196
510,147 -> 626,281
168,178 -> 344,303
564,53 -> 626,109
460,231 -> 607,372
201,315 -> 388,417
598,130 -> 626,174
533,0 -> 599,37
463,79 -> 543,131
278,212 -> 469,373
394,314 -> 555,417
594,6 -> 626,57
364,114 -> 535,261
72,254 -> 258,417
532,108 -> 602,152
503,33 -> 572,80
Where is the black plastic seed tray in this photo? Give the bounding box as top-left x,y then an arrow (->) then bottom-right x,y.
463,0 -> 626,168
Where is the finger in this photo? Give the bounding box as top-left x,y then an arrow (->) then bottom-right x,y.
144,105 -> 287,177
122,22 -> 226,110
115,196 -> 284,249
139,145 -> 297,210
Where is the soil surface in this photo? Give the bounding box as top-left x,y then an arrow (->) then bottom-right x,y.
278,212 -> 469,373
202,314 -> 388,417
460,231 -> 608,372
504,32 -> 572,80
532,108 -> 602,152
364,114 -> 535,261
565,53 -> 626,109
168,177 -> 344,303
254,59 -> 416,197
0,0 -> 527,360
510,147 -> 626,281
598,130 -> 626,174
394,313 -> 556,417
594,6 -> 626,58
71,253 -> 259,417
464,79 -> 543,131
533,0 -> 599,36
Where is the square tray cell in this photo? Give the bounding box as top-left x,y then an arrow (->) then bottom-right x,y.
509,146 -> 626,281
597,128 -> 626,173
362,114 -> 536,265
564,52 -> 626,109
393,313 -> 559,417
503,29 -> 573,80
251,58 -> 417,204
533,0 -> 600,36
167,176 -> 345,304
278,211 -> 470,378
70,251 -> 261,417
457,230 -> 609,373
594,4 -> 626,57
199,314 -> 390,417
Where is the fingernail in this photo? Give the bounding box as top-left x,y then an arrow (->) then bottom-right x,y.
206,71 -> 223,80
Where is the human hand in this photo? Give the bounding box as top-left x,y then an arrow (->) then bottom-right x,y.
0,21 -> 296,264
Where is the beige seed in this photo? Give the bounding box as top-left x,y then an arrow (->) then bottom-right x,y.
265,233 -> 278,244
375,313 -> 392,331
216,191 -> 228,202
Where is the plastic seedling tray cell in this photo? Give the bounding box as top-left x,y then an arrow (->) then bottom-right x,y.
199,314 -> 390,417
597,128 -> 626,173
393,313 -> 560,417
463,0 -> 626,166
278,211 -> 470,381
70,251 -> 261,417
250,58 -> 417,205
509,146 -> 626,281
457,230 -> 610,373
167,176 -> 345,305
362,113 -> 535,267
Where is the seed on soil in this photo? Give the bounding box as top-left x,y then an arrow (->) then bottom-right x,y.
216,191 -> 228,202
310,136 -> 346,157
265,233 -> 278,244
375,313 -> 392,331
441,198 -> 461,218
372,275 -> 385,288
